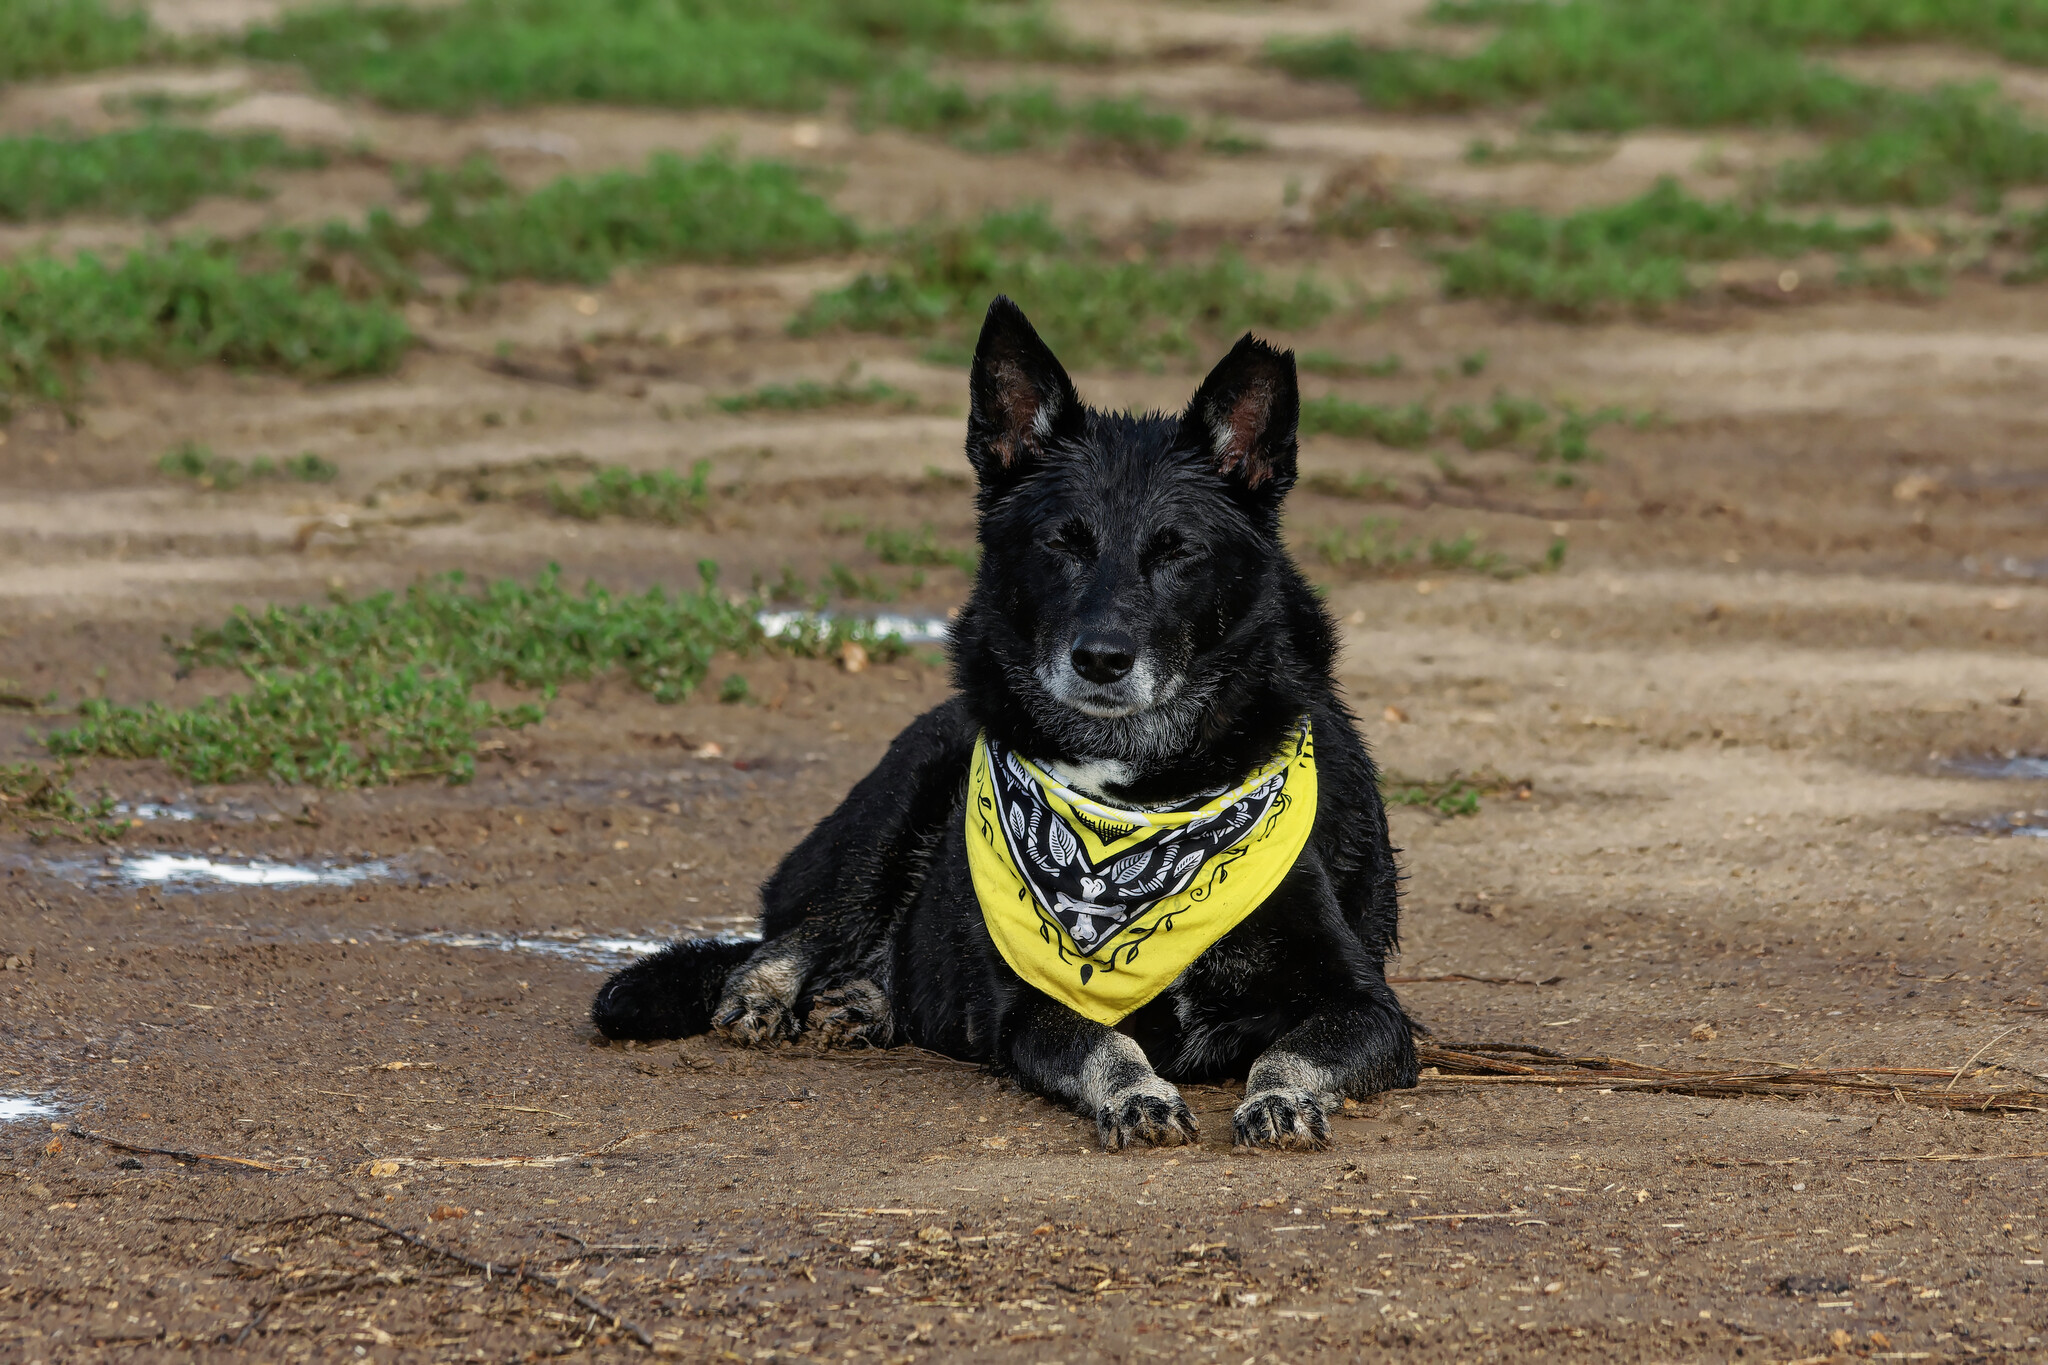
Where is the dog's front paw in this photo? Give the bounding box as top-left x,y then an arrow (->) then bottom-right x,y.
1232,1089 -> 1331,1150
712,991 -> 797,1047
806,979 -> 892,1049
1096,1080 -> 1198,1151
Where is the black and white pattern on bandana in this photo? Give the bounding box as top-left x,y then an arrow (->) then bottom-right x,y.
985,739 -> 1288,955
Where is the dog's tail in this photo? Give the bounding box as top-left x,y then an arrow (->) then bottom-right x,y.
590,937 -> 757,1040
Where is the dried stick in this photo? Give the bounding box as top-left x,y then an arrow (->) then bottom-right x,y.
1945,1026 -> 2024,1092
66,1125 -> 290,1172
259,1209 -> 652,1348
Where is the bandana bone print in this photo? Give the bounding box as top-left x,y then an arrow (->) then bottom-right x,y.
966,720 -> 1318,1026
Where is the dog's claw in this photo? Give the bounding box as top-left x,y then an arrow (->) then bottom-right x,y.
1096,1085 -> 1198,1151
806,980 -> 893,1050
711,992 -> 796,1048
1232,1089 -> 1331,1150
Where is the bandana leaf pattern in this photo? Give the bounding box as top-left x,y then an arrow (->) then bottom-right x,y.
985,735 -> 1292,955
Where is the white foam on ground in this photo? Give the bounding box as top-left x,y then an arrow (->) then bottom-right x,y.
756,610 -> 951,645
0,1097 -> 58,1122
415,929 -> 756,968
113,854 -> 393,888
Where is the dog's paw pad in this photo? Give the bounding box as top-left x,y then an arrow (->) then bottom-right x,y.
1096,1083 -> 1198,1151
711,993 -> 797,1048
806,980 -> 892,1049
1232,1089 -> 1331,1150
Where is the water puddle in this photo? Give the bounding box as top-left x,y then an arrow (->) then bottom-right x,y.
413,928 -> 753,968
48,852 -> 398,892
1964,810 -> 2048,839
1947,755 -> 2048,781
0,1096 -> 59,1123
756,610 -> 951,645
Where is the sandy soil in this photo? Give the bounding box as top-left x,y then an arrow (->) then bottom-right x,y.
2,4 -> 2046,1362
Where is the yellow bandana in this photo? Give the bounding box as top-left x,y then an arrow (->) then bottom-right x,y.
966,721 -> 1317,1026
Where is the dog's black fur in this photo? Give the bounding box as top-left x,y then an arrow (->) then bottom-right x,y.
593,297 -> 1417,1149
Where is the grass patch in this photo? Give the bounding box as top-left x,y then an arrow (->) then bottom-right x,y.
1380,765 -> 1531,818
794,206 -> 1334,368
1321,177 -> 1894,316
242,0 -> 1064,114
1300,348 -> 1401,377
713,374 -> 923,413
158,441 -> 338,489
0,760 -> 124,844
1,0 -> 153,83
1299,390 -> 1627,461
858,66 -> 1195,156
1273,0 -> 2048,207
44,565 -> 913,786
867,523 -> 978,575
0,127 -> 324,222
546,460 -> 712,524
327,151 -> 856,288
0,240 -> 412,414
1311,516 -> 1565,578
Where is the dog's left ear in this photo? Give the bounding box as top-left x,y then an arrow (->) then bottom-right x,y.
1181,333 -> 1300,495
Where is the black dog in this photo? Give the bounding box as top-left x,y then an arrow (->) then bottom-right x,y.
593,297 -> 1417,1149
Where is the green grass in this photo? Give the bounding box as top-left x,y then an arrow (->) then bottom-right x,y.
1,0 -> 153,83
1380,766 -> 1531,818
43,565 -> 914,787
714,375 -> 922,413
1272,0 -> 2048,207
158,441 -> 338,489
867,523 -> 978,575
546,460 -> 712,524
1298,389 -> 1626,460
858,66 -> 1191,155
794,206 -> 1334,368
0,127 -> 325,222
241,0 -> 1063,114
1299,348 -> 1401,378
328,152 -> 856,288
1319,177 -> 1894,316
0,240 -> 412,414
1311,516 -> 1565,578
0,760 -> 124,844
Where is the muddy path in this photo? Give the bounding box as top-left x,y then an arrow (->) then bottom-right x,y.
4,0 -> 2048,1360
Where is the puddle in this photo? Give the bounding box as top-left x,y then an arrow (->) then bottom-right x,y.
414,928 -> 755,968
0,1096 -> 59,1123
1962,555 -> 2048,580
1963,810 -> 2048,839
756,610 -> 951,645
1948,755 -> 2048,780
48,852 -> 398,892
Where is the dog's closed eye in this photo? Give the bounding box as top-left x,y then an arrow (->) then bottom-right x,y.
1142,529 -> 1189,569
1045,518 -> 1098,560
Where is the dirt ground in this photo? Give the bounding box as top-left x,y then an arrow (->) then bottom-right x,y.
4,2 -> 2048,1361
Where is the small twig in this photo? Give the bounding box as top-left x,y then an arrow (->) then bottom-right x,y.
257,1210 -> 652,1348
1945,1026 -> 2024,1092
1855,1151 -> 2048,1165
1391,974 -> 1559,987
67,1125 -> 290,1172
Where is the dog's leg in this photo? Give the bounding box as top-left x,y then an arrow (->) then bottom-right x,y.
1234,983 -> 1416,1150
1007,994 -> 1197,1150
712,923 -> 834,1047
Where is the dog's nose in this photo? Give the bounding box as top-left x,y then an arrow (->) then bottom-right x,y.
1070,631 -> 1137,685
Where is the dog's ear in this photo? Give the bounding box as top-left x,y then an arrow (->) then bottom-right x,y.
966,295 -> 1083,489
1182,333 -> 1300,495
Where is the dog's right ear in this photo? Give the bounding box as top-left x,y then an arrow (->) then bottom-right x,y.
965,296 -> 1083,490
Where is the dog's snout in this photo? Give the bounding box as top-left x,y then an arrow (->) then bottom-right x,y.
1070,631 -> 1137,685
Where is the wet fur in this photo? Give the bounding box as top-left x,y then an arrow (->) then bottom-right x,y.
593,297 -> 1419,1148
